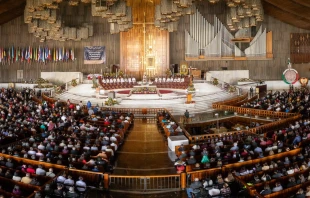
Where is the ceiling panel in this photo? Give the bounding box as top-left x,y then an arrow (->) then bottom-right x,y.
262,0 -> 310,30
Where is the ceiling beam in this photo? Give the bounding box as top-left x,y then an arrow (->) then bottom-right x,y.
0,0 -> 26,15
262,1 -> 310,30
0,2 -> 25,25
291,0 -> 310,8
263,0 -> 310,21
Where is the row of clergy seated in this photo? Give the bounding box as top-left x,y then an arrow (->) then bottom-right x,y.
154,77 -> 186,83
100,77 -> 136,83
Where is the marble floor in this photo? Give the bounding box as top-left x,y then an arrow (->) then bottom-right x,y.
58,82 -> 236,116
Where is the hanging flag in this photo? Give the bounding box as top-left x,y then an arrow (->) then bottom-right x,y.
11,46 -> 14,63
71,48 -> 74,61
48,47 -> 51,61
63,47 -> 66,61
66,48 -> 69,61
21,48 -> 23,62
34,47 -> 37,61
56,48 -> 58,61
8,47 -> 11,63
26,47 -> 29,63
16,47 -> 19,62
53,47 -> 56,61
62,46 -> 65,62
29,46 -> 32,62
38,46 -> 41,62
59,47 -> 62,61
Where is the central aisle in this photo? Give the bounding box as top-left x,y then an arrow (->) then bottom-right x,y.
113,118 -> 176,175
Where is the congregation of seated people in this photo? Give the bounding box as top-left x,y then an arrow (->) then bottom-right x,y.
242,89 -> 310,114
180,89 -> 310,197
0,87 -> 133,197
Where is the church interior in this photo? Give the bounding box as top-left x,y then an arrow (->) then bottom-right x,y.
0,0 -> 310,197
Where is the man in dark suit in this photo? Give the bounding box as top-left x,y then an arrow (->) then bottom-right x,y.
260,184 -> 272,195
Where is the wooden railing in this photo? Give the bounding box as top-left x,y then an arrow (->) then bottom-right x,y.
108,174 -> 181,192
38,90 -> 308,196
212,93 -> 249,109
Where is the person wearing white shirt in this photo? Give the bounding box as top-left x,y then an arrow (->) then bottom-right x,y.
105,146 -> 114,156
12,172 -> 22,182
76,177 -> 87,192
57,173 -> 67,183
38,143 -> 45,150
36,165 -> 46,176
110,142 -> 118,150
110,136 -> 117,142
46,168 -> 55,178
76,104 -> 80,111
208,186 -> 221,196
27,147 -> 36,156
90,145 -> 98,151
61,114 -> 67,122
64,175 -> 75,189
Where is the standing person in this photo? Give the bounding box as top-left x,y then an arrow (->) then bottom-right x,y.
184,110 -> 190,124
87,101 -> 91,109
250,87 -> 254,97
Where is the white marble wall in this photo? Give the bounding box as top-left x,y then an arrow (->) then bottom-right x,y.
41,72 -> 83,84
0,83 -> 38,89
208,70 -> 249,84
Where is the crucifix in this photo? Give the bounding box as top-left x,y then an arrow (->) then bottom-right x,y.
133,12 -> 155,77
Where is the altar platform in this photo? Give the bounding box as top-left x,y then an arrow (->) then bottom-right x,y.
57,81 -> 236,115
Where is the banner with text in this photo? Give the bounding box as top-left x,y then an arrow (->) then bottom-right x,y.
84,46 -> 106,64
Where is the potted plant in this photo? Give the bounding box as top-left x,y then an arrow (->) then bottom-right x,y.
213,78 -> 219,86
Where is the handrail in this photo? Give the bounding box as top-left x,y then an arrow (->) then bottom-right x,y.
39,89 -> 307,196
109,174 -> 180,178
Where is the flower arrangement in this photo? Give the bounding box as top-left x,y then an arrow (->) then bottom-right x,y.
105,97 -> 118,106
71,79 -> 77,87
54,85 -> 63,94
35,78 -> 49,84
187,82 -> 196,93
228,85 -> 237,93
132,87 -> 157,94
34,84 -> 54,88
165,68 -> 172,77
213,78 -> 219,86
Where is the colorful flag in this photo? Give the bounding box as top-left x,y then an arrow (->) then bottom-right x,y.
59,47 -> 62,61
11,46 -> 14,62
66,48 -> 69,61
53,47 -> 56,61
48,48 -> 51,61
71,48 -> 74,61
56,48 -> 58,61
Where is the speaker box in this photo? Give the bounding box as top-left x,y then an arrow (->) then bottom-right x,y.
174,64 -> 179,73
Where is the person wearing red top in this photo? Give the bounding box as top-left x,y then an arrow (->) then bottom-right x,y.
266,139 -> 273,146
69,103 -> 74,110
26,165 -> 35,174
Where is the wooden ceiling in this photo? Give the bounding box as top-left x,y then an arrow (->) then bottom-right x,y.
262,0 -> 310,30
0,0 -> 310,31
0,0 -> 26,25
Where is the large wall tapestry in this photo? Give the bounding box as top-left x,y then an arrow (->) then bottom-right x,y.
84,46 -> 106,64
